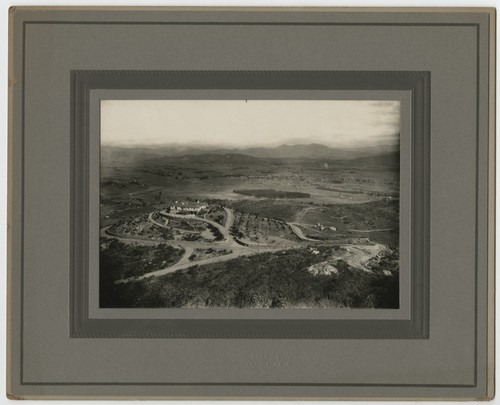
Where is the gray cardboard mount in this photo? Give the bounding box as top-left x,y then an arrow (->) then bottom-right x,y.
7,7 -> 495,399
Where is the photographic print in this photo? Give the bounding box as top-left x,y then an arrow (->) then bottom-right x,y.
99,100 -> 400,309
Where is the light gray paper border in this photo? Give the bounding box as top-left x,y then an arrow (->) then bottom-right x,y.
88,89 -> 412,321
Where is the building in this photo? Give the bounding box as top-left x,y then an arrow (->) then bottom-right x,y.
169,201 -> 207,215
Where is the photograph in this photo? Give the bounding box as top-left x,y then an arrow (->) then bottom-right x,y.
99,99 -> 401,309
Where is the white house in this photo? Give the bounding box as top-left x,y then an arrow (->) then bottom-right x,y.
169,201 -> 207,215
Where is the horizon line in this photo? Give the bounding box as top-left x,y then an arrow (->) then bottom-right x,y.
101,141 -> 400,149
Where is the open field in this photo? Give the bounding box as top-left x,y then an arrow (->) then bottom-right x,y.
100,144 -> 400,308
234,189 -> 311,199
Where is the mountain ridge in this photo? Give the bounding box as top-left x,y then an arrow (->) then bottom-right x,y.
101,142 -> 399,161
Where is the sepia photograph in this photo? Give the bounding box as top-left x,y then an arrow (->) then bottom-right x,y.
99,99 -> 401,309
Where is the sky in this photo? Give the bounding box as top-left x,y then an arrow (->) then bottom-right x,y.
101,100 -> 400,149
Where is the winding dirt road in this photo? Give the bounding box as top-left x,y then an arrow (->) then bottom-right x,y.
347,228 -> 395,233
109,208 -> 290,283
159,210 -> 236,245
104,207 -> 389,283
223,207 -> 235,229
338,244 -> 387,272
131,244 -> 284,281
287,222 -> 319,242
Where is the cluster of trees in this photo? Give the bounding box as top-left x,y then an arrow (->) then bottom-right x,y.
234,189 -> 310,199
230,224 -> 244,239
207,224 -> 224,241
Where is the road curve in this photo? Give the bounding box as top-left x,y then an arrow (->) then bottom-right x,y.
347,228 -> 395,233
147,212 -> 169,229
287,222 -> 319,242
223,207 -> 235,229
159,210 -> 236,245
104,208 -> 309,284
131,245 -> 285,281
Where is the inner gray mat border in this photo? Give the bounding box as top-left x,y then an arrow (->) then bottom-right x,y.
70,70 -> 430,341
87,89 -> 412,321
16,19 -> 484,389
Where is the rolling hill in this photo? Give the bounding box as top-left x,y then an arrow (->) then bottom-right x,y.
101,142 -> 399,164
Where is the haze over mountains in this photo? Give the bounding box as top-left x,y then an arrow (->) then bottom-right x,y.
102,143 -> 399,163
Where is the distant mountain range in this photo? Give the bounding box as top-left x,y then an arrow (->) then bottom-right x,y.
102,143 -> 399,163
233,143 -> 398,159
